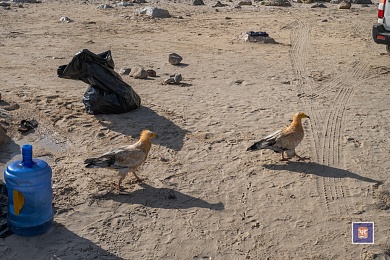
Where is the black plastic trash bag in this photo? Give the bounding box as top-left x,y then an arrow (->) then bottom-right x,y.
57,49 -> 141,114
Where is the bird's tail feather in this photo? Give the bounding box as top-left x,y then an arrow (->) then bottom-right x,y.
247,140 -> 270,151
84,157 -> 114,168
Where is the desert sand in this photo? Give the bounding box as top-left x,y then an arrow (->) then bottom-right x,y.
0,0 -> 390,259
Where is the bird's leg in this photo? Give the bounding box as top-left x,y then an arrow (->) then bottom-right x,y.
118,174 -> 126,190
279,152 -> 289,161
132,171 -> 145,183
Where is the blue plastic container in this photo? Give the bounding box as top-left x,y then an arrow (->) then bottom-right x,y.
4,144 -> 53,236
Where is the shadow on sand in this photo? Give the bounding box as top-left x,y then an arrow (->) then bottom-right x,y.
2,222 -> 123,259
0,139 -> 20,164
101,183 -> 224,211
263,161 -> 381,184
95,106 -> 189,151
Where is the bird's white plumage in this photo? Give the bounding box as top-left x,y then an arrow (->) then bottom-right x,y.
84,130 -> 156,189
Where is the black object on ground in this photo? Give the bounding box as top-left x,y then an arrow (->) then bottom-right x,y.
57,49 -> 141,114
18,119 -> 38,133
247,31 -> 269,37
0,182 -> 12,239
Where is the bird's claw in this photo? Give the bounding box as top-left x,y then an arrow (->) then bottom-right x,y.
134,177 -> 145,183
132,172 -> 145,183
296,156 -> 310,161
128,177 -> 146,184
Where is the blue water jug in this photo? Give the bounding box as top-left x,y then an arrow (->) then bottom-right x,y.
4,144 -> 54,236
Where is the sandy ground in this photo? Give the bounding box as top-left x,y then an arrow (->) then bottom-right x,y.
1,0 -> 390,259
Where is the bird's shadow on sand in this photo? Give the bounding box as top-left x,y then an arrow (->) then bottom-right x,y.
100,183 -> 224,211
263,161 -> 381,184
95,106 -> 189,151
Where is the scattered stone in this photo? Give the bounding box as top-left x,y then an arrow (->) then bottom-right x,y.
135,7 -> 171,18
247,31 -> 268,37
244,33 -> 276,44
130,66 -> 148,79
116,1 -> 133,6
238,0 -> 252,5
311,2 -> 327,7
133,0 -> 147,3
129,66 -> 142,77
338,0 -> 351,8
135,69 -> 148,79
330,0 -> 342,3
351,0 -> 371,3
97,4 -> 113,9
147,69 -> 157,77
163,78 -> 175,85
321,19 -> 328,22
59,16 -> 73,23
264,0 -> 291,6
10,0 -> 39,2
168,53 -> 183,65
119,67 -> 131,75
0,2 -> 10,7
162,73 -> 182,85
213,1 -> 228,7
173,73 -> 182,84
193,0 -> 205,5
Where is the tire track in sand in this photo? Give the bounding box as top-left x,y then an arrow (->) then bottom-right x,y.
318,60 -> 369,214
289,18 -> 370,214
289,19 -> 333,212
289,20 -> 322,163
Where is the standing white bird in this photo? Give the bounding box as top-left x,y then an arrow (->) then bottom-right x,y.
247,112 -> 310,161
84,129 -> 157,189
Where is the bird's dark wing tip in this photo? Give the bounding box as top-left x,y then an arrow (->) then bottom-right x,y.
84,158 -> 94,164
247,142 -> 259,151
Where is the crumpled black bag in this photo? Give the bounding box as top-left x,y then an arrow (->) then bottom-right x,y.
57,49 -> 141,114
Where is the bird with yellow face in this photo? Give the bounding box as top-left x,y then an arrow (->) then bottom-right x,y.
247,112 -> 310,161
84,130 -> 157,189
